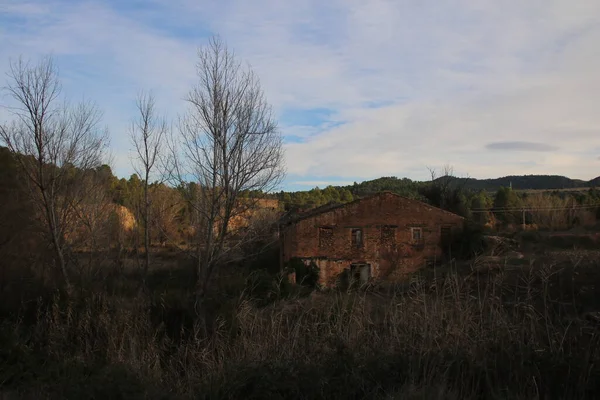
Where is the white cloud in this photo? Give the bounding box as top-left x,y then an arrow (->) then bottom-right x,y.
163,0 -> 600,181
2,0 -> 600,184
0,0 -> 198,176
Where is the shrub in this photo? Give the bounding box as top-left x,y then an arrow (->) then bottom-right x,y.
244,269 -> 285,306
449,221 -> 486,260
284,257 -> 320,288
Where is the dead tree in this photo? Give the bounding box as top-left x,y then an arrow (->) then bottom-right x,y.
424,164 -> 470,214
427,164 -> 455,210
129,91 -> 167,282
170,36 -> 284,307
68,165 -> 119,280
0,56 -> 107,289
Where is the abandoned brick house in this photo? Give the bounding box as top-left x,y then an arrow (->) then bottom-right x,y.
279,191 -> 464,287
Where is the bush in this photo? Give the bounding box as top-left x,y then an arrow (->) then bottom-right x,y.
449,221 -> 486,259
288,257 -> 320,288
244,269 -> 294,306
516,230 -> 542,243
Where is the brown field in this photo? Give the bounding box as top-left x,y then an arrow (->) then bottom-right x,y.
3,230 -> 600,400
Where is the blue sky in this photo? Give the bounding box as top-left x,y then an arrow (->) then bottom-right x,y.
1,0 -> 600,191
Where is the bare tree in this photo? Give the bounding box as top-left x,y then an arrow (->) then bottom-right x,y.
427,164 -> 456,208
149,183 -> 182,246
170,36 -> 285,307
0,56 -> 107,289
425,164 -> 470,213
129,91 -> 167,281
67,169 -> 113,281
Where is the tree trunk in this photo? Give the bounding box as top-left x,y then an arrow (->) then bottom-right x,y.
143,180 -> 150,284
49,221 -> 70,289
42,186 -> 71,289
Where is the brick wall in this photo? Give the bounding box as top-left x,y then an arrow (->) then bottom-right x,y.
280,192 -> 463,287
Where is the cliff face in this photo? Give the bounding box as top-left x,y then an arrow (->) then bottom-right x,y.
227,198 -> 281,233
65,203 -> 137,249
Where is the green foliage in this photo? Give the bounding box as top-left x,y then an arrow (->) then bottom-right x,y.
273,173 -> 600,220
418,177 -> 472,217
448,174 -> 594,191
448,221 -> 487,259
493,187 -> 523,225
469,190 -> 494,225
342,174 -> 600,196
470,190 -> 493,210
345,176 -> 422,198
278,186 -> 354,210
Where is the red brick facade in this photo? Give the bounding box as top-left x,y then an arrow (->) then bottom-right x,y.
279,192 -> 464,287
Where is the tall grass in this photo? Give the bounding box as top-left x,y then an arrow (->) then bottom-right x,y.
1,260 -> 600,399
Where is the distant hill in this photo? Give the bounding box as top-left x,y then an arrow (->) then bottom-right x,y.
587,176 -> 600,188
277,174 -> 600,213
441,175 -> 595,192
336,174 -> 600,197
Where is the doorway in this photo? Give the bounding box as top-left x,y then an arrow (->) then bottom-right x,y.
350,263 -> 371,285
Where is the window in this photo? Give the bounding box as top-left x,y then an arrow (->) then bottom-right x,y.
381,225 -> 396,246
411,227 -> 423,243
440,226 -> 452,242
319,227 -> 334,249
351,228 -> 363,248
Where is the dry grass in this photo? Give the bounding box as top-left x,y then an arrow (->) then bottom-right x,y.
2,257 -> 600,399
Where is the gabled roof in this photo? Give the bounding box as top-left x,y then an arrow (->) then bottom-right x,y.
280,191 -> 464,225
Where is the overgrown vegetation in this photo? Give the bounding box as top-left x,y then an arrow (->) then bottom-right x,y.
3,256 -> 600,399
3,44 -> 600,399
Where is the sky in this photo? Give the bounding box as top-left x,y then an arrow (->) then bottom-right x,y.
1,0 -> 600,191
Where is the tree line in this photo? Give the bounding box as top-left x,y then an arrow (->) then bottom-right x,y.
276,171 -> 600,230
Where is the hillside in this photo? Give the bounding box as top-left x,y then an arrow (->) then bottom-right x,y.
337,174 -> 599,196
277,174 -> 600,212
444,175 -> 593,192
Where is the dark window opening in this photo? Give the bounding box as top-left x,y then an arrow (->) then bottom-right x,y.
319,227 -> 334,249
411,227 -> 423,243
351,228 -> 363,248
381,225 -> 396,246
441,226 -> 452,243
351,263 -> 371,285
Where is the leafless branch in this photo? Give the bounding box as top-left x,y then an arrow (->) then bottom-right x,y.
169,36 -> 285,306
129,90 -> 168,282
0,55 -> 108,288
